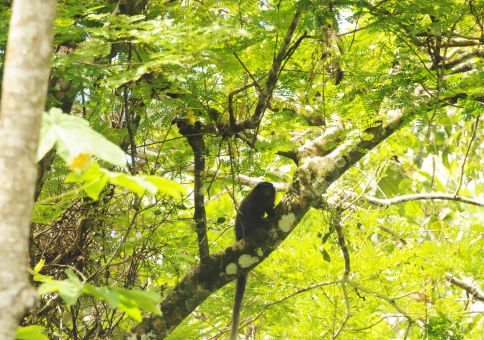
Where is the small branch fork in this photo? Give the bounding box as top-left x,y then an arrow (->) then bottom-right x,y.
228,80 -> 257,129
211,8 -> 305,137
455,115 -> 480,196
446,273 -> 484,302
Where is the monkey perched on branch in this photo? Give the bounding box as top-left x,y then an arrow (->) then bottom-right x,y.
230,182 -> 275,340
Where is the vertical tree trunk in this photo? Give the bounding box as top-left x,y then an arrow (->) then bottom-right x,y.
0,1 -> 57,338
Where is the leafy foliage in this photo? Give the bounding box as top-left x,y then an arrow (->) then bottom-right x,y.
1,0 -> 482,338
38,269 -> 161,321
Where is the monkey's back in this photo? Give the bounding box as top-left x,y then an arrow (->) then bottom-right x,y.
235,182 -> 275,240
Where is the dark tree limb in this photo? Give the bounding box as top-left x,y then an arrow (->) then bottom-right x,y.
113,0 -> 148,15
173,119 -> 210,262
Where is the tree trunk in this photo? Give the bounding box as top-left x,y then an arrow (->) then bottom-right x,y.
0,0 -> 57,338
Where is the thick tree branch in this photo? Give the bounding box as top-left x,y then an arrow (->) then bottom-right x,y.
432,49 -> 484,70
441,39 -> 484,47
236,174 -> 287,192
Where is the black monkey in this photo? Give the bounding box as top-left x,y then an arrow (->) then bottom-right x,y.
230,182 -> 275,340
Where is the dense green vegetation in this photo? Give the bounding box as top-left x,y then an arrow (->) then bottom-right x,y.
1,0 -> 482,339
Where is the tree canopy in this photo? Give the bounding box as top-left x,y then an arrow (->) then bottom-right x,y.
0,0 -> 482,339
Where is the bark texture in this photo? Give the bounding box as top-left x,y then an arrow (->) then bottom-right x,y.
0,1 -> 57,338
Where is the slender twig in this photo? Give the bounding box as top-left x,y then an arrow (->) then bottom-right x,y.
85,208 -> 141,282
455,115 -> 480,195
265,280 -> 341,308
346,279 -> 423,327
332,210 -> 352,339
363,193 -> 483,207
348,316 -> 387,332
232,53 -> 261,92
333,282 -> 351,339
228,81 -> 257,128
337,25 -> 369,37
378,226 -> 407,245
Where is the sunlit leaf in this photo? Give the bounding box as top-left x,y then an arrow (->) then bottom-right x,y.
39,270 -> 83,305
15,325 -> 49,340
38,108 -> 126,167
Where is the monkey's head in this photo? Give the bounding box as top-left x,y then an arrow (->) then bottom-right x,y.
254,182 -> 275,198
254,182 -> 276,215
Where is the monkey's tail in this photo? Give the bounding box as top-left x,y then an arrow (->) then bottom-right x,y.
230,274 -> 247,340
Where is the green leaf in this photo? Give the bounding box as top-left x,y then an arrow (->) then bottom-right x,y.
38,270 -> 161,321
38,108 -> 126,166
66,162 -> 109,200
15,325 -> 49,340
84,285 -> 120,307
319,246 -> 331,262
31,259 -> 52,283
104,171 -> 157,196
116,288 -> 161,320
83,175 -> 110,200
144,175 -> 185,197
118,288 -> 162,315
33,259 -> 45,273
83,285 -> 161,321
64,162 -> 184,198
38,269 -> 83,305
